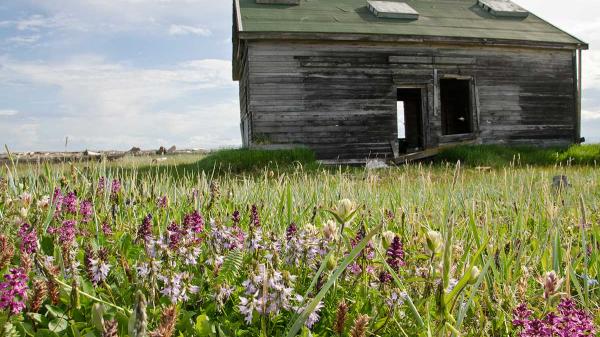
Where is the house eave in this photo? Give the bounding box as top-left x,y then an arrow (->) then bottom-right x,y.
238,31 -> 589,50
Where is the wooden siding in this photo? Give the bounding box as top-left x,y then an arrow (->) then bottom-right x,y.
242,41 -> 577,159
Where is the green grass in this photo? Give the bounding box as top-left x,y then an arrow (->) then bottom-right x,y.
1,147 -> 599,336
436,144 -> 600,167
136,147 -> 318,177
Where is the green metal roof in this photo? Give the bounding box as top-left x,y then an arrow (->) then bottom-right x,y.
237,0 -> 587,47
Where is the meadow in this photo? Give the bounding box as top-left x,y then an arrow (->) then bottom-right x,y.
0,145 -> 599,337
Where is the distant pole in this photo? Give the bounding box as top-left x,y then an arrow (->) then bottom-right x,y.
65,136 -> 69,152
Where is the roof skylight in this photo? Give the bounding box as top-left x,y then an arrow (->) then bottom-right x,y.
367,1 -> 419,20
477,0 -> 529,18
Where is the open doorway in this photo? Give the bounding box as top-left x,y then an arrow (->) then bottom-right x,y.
440,79 -> 472,135
397,88 -> 423,153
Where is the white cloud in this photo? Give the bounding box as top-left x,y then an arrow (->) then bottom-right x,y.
0,56 -> 234,117
582,110 -> 600,120
168,24 -> 211,36
0,56 -> 240,151
6,35 -> 41,45
0,109 -> 19,116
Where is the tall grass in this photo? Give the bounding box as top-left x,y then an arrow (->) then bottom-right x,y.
0,149 -> 598,336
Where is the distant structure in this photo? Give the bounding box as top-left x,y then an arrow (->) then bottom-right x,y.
232,0 -> 587,160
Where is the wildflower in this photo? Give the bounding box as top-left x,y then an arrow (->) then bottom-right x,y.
80,200 -> 93,223
42,258 -> 60,305
0,236 -> 14,271
158,272 -> 197,303
337,199 -> 357,221
19,192 -> 32,207
215,283 -> 234,307
386,290 -> 406,308
350,314 -> 370,337
350,227 -> 374,260
18,223 -> 38,254
183,210 -> 205,233
232,210 -> 241,225
136,260 -> 162,279
286,223 -> 298,241
102,319 -> 118,337
97,177 -> 106,195
250,204 -> 261,227
446,278 -> 459,293
36,195 -> 50,208
294,295 -> 324,329
52,188 -> 64,213
89,251 -> 111,285
539,270 -> 564,300
239,264 -> 297,324
348,262 -> 362,275
48,220 -> 77,246
63,192 -> 78,214
425,230 -> 444,256
110,179 -> 121,198
29,279 -> 47,313
512,298 -> 596,337
102,222 -> 113,236
157,195 -> 168,208
382,231 -> 395,249
322,220 -> 338,241
285,224 -> 323,268
0,268 -> 29,315
334,300 -> 349,335
149,305 -> 177,337
386,236 -> 405,272
137,214 -> 153,243
238,296 -> 257,324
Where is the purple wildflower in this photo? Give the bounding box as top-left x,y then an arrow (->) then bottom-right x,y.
79,200 -> 93,223
136,214 -> 153,243
158,272 -> 198,303
110,179 -> 121,197
232,210 -> 241,225
250,204 -> 260,228
101,222 -> 113,236
18,223 -> 38,254
48,220 -> 77,246
63,192 -> 78,214
379,271 -> 392,284
167,222 -> 183,250
183,211 -> 204,233
97,176 -> 105,195
513,303 -> 533,328
286,223 -> 298,241
512,299 -> 596,337
0,268 -> 29,315
386,236 -> 405,272
52,188 -> 64,214
157,195 -> 168,208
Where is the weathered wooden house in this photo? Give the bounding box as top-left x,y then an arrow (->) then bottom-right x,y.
232,0 -> 587,160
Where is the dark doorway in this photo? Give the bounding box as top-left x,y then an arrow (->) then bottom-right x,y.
397,88 -> 423,153
440,79 -> 472,135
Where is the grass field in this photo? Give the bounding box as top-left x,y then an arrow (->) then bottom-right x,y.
0,146 -> 598,336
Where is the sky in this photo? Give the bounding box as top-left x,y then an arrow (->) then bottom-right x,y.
0,0 -> 598,152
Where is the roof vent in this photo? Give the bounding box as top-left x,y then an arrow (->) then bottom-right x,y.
367,1 -> 419,20
256,0 -> 300,4
477,0 -> 528,18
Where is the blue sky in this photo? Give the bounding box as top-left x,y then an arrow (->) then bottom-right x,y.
0,0 -> 598,152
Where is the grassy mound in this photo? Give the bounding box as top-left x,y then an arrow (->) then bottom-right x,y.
156,147 -> 318,176
436,144 -> 600,167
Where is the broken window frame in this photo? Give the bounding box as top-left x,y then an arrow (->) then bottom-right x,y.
436,73 -> 480,143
